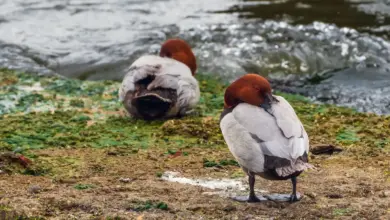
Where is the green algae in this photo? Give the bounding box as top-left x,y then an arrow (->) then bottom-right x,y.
333,208 -> 352,216
74,184 -> 96,190
0,69 -> 120,115
0,68 -> 390,171
336,128 -> 360,144
203,158 -> 240,168
125,200 -> 169,212
69,99 -> 85,108
0,204 -> 45,220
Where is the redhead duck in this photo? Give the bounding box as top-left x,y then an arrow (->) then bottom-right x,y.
219,73 -> 313,203
119,38 -> 200,120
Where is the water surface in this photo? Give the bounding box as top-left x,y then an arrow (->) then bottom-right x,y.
1,0 -> 390,113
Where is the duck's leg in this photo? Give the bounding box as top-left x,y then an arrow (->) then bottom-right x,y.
289,176 -> 299,203
264,176 -> 302,202
231,174 -> 263,203
248,174 -> 261,202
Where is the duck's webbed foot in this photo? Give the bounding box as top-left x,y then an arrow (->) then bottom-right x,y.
248,194 -> 262,203
264,193 -> 301,202
264,176 -> 302,202
231,173 -> 265,203
289,193 -> 300,203
231,194 -> 264,203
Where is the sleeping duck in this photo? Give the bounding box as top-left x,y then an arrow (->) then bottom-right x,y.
118,38 -> 200,120
219,73 -> 313,203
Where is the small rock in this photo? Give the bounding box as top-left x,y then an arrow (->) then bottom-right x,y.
28,185 -> 42,194
326,193 -> 343,199
379,190 -> 390,198
223,205 -> 236,212
310,144 -> 343,155
119,177 -> 133,183
306,192 -> 317,199
58,178 -> 78,184
244,215 -> 254,220
186,205 -> 201,211
147,153 -> 158,161
107,151 -> 117,156
0,170 -> 4,175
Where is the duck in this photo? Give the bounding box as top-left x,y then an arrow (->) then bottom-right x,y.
219,73 -> 313,203
118,38 -> 200,120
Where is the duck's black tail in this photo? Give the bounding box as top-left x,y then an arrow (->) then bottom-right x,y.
123,74 -> 177,120
131,89 -> 177,120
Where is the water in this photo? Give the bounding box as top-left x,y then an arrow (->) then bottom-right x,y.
1,0 -> 390,114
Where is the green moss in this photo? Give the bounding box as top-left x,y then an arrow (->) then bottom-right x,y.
203,158 -> 239,168
155,202 -> 168,210
69,99 -> 85,108
0,204 -> 45,220
74,184 -> 95,190
0,204 -> 12,211
336,128 -> 360,144
156,172 -> 163,178
166,149 -> 178,155
106,217 -> 125,220
70,114 -> 91,122
16,94 -> 45,110
125,200 -> 169,212
0,69 -> 389,161
22,166 -> 51,176
219,159 -> 239,167
333,208 -> 352,216
203,159 -> 219,168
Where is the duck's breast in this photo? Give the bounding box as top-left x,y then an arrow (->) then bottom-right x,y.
220,106 -> 266,174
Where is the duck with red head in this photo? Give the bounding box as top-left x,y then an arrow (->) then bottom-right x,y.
220,73 -> 314,203
119,38 -> 200,120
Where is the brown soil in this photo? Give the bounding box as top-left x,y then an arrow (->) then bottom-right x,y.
1,147 -> 389,220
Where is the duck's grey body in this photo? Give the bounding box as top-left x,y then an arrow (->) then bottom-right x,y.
220,95 -> 311,180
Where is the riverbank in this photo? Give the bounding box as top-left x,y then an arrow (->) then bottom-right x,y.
0,69 -> 389,219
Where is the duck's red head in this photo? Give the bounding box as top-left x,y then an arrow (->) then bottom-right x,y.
224,73 -> 272,109
159,38 -> 197,75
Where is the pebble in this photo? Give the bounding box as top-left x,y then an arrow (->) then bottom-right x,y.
28,185 -> 42,194
119,177 -> 133,183
306,192 -> 317,199
223,205 -> 236,212
326,193 -> 343,199
58,178 -> 78,184
380,190 -> 390,198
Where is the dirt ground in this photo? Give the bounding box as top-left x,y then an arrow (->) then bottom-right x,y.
1,146 -> 389,220
1,70 -> 390,219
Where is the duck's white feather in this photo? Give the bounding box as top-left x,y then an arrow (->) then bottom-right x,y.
118,55 -> 200,115
220,112 -> 266,174
220,96 -> 310,176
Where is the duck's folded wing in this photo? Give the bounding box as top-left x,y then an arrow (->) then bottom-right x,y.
232,98 -> 309,162
118,64 -> 161,101
119,56 -> 182,100
147,73 -> 200,114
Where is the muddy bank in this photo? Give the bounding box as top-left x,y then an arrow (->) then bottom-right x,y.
0,69 -> 389,219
